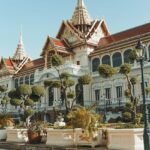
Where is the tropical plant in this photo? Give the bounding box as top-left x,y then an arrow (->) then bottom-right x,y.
67,104 -> 101,140
0,113 -> 14,128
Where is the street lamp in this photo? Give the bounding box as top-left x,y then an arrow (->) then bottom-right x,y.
135,40 -> 150,150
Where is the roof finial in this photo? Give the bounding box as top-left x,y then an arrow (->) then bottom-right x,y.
19,32 -> 23,45
71,0 -> 92,26
78,0 -> 85,7
13,31 -> 27,61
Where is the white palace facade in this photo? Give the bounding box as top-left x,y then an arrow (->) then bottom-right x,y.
0,0 -> 150,120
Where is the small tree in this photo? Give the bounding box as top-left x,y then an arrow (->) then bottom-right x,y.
8,84 -> 45,126
98,64 -> 116,122
119,63 -> 141,124
44,54 -> 92,115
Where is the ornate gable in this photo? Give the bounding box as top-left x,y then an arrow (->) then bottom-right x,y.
57,0 -> 110,47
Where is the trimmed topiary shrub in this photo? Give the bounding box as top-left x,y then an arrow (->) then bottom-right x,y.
63,79 -> 75,87
78,74 -> 92,85
52,80 -> 61,88
52,54 -> 64,66
119,63 -> 131,75
17,84 -> 32,97
44,80 -> 53,87
10,98 -> 22,106
24,108 -> 35,117
60,72 -> 70,79
130,77 -> 138,85
124,89 -> 131,98
32,86 -> 45,97
128,49 -> 137,61
24,99 -> 34,106
122,112 -> 132,122
67,91 -> 75,99
98,64 -> 116,78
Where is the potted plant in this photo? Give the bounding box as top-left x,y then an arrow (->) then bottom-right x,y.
27,121 -> 47,144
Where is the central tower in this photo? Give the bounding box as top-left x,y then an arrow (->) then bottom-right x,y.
71,0 -> 92,33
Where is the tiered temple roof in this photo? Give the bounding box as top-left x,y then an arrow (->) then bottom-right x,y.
71,0 -> 92,26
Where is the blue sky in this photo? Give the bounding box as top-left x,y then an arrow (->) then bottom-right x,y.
0,0 -> 150,59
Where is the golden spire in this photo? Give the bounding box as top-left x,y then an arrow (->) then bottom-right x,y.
71,0 -> 92,26
13,32 -> 27,61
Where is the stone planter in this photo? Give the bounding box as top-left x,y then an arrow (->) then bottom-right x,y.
46,128 -> 103,147
7,129 -> 28,142
107,128 -> 144,150
75,128 -> 102,148
0,129 -> 7,141
46,128 -> 76,146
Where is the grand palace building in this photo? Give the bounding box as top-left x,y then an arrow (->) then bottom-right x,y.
0,0 -> 150,121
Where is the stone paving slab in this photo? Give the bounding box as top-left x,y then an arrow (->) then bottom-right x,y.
0,142 -> 108,150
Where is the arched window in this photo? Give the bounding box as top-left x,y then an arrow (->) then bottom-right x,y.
75,84 -> 84,106
30,74 -> 34,85
102,55 -> 111,65
15,78 -> 18,88
124,49 -> 133,63
19,77 -> 24,85
92,58 -> 100,72
112,52 -> 122,67
25,76 -> 29,85
48,87 -> 54,106
148,45 -> 150,60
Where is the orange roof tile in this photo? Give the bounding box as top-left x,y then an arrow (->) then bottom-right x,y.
53,39 -> 65,47
98,23 -> 150,46
5,59 -> 14,67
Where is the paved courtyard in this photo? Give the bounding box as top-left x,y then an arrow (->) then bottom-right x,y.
0,142 -> 108,150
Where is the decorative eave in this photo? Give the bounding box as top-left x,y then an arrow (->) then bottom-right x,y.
56,21 -> 83,41
41,36 -> 73,57
0,57 -> 16,77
